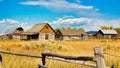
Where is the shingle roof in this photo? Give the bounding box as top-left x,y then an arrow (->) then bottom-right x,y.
100,30 -> 118,34
27,23 -> 47,33
60,29 -> 85,36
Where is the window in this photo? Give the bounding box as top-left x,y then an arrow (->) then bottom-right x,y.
45,26 -> 48,29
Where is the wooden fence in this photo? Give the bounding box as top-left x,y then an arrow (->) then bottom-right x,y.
0,46 -> 112,68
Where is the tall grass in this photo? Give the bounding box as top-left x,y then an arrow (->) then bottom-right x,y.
0,39 -> 120,68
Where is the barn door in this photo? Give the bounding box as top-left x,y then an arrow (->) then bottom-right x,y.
45,34 -> 49,40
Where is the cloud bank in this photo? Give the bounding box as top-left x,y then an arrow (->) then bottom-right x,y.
0,18 -> 28,34
50,17 -> 120,31
20,0 -> 94,10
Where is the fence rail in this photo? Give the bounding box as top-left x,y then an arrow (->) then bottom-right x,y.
0,50 -> 42,58
0,46 -> 112,68
42,52 -> 94,61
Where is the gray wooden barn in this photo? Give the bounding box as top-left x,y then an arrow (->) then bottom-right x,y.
94,30 -> 118,39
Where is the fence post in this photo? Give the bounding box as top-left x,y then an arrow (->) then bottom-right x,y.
0,46 -> 2,68
41,53 -> 46,66
111,65 -> 116,68
39,53 -> 46,68
94,47 -> 106,68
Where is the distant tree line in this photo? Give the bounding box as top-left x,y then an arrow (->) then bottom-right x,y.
101,26 -> 120,34
54,26 -> 85,32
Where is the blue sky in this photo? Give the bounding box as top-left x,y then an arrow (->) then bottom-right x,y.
0,0 -> 120,34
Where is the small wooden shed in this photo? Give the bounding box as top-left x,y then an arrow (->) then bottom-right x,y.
22,23 -> 55,40
94,30 -> 118,39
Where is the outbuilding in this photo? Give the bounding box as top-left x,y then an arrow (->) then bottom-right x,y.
94,30 -> 118,39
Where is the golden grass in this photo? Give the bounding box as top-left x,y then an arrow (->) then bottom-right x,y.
0,39 -> 120,68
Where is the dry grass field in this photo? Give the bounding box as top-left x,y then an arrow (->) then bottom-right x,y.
0,39 -> 120,68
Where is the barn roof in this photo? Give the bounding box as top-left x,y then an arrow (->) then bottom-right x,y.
25,23 -> 55,35
27,23 -> 47,33
5,27 -> 23,34
100,30 -> 118,34
60,29 -> 86,36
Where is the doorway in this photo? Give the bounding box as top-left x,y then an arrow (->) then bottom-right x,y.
45,34 -> 49,40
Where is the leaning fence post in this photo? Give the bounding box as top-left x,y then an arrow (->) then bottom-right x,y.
94,47 -> 106,68
0,46 -> 2,68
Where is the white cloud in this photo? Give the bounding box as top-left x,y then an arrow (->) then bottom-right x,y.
6,19 -> 19,24
0,19 -> 19,24
20,22 -> 28,26
52,17 -> 93,24
20,0 -> 94,10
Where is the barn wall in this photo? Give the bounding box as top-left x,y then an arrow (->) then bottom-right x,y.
0,35 -> 8,40
63,36 -> 82,40
14,30 -> 24,34
94,31 -> 103,39
104,34 -> 118,39
39,32 -> 55,40
12,35 -> 22,40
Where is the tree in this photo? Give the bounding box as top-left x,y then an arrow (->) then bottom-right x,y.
114,28 -> 120,34
78,28 -> 85,32
54,28 -> 59,32
67,26 -> 72,30
61,27 -> 66,30
101,26 -> 113,30
73,27 -> 77,30
110,26 -> 113,30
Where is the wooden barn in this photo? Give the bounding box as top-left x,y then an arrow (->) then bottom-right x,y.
22,23 -> 55,40
56,29 -> 87,40
94,30 -> 118,39
2,27 -> 24,40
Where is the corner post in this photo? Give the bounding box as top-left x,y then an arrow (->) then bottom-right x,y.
94,47 -> 106,68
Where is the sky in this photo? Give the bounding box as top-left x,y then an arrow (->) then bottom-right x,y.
0,0 -> 120,34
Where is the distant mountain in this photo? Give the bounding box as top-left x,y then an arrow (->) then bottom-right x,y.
86,31 -> 97,35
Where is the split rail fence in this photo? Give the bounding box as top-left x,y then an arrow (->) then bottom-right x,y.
0,46 -> 114,68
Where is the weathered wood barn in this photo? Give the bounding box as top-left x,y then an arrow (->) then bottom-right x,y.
94,30 -> 118,39
22,23 -> 55,40
56,29 -> 87,40
1,27 -> 24,40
